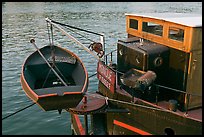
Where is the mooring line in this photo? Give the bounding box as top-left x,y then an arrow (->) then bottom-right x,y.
2,102 -> 35,121
2,72 -> 98,121
88,72 -> 97,78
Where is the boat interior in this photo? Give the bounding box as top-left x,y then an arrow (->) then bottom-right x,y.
23,45 -> 86,96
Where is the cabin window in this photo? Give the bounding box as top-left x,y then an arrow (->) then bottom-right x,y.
129,19 -> 138,30
168,27 -> 184,42
142,22 -> 163,36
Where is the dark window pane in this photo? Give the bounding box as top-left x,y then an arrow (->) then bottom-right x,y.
142,22 -> 163,36
130,19 -> 138,30
169,27 -> 184,42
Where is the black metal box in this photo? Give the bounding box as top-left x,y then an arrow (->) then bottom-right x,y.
117,37 -> 170,85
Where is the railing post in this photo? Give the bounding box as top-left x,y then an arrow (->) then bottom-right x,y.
84,114 -> 88,135
184,93 -> 190,115
100,35 -> 105,63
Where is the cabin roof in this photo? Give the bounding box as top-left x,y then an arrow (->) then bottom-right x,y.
125,13 -> 202,27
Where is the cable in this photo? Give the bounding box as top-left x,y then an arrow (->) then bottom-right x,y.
2,102 -> 35,121
2,72 -> 98,120
50,19 -> 103,36
65,26 -> 96,43
88,72 -> 97,78
84,92 -> 172,113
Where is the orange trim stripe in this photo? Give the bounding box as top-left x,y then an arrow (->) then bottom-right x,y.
63,92 -> 82,95
38,93 -> 57,98
73,114 -> 85,135
38,92 -> 82,98
113,120 -> 152,135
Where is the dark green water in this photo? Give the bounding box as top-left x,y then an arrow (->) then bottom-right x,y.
2,2 -> 202,135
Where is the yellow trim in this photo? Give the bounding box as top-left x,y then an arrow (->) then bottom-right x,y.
126,15 -> 197,53
188,52 -> 192,75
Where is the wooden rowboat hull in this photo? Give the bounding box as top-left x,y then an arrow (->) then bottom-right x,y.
20,45 -> 88,111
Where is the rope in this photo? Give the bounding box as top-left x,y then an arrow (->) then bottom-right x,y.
155,84 -> 202,97
88,72 -> 97,78
2,72 -> 98,121
84,92 -> 170,113
2,102 -> 35,120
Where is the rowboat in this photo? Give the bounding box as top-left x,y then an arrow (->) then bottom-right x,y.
20,44 -> 88,111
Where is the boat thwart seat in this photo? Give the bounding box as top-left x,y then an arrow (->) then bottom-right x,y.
34,85 -> 83,96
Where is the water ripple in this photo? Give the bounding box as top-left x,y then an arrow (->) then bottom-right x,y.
2,2 -> 202,135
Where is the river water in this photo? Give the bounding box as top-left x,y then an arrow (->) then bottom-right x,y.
2,2 -> 202,135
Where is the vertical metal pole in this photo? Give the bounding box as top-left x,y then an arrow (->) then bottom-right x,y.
184,93 -> 190,115
182,53 -> 188,90
84,115 -> 88,135
105,55 -> 108,65
155,85 -> 159,105
46,18 -> 99,60
111,52 -> 113,62
100,35 -> 105,63
50,24 -> 54,45
90,114 -> 93,135
82,96 -> 88,134
131,88 -> 134,103
50,24 -> 55,66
